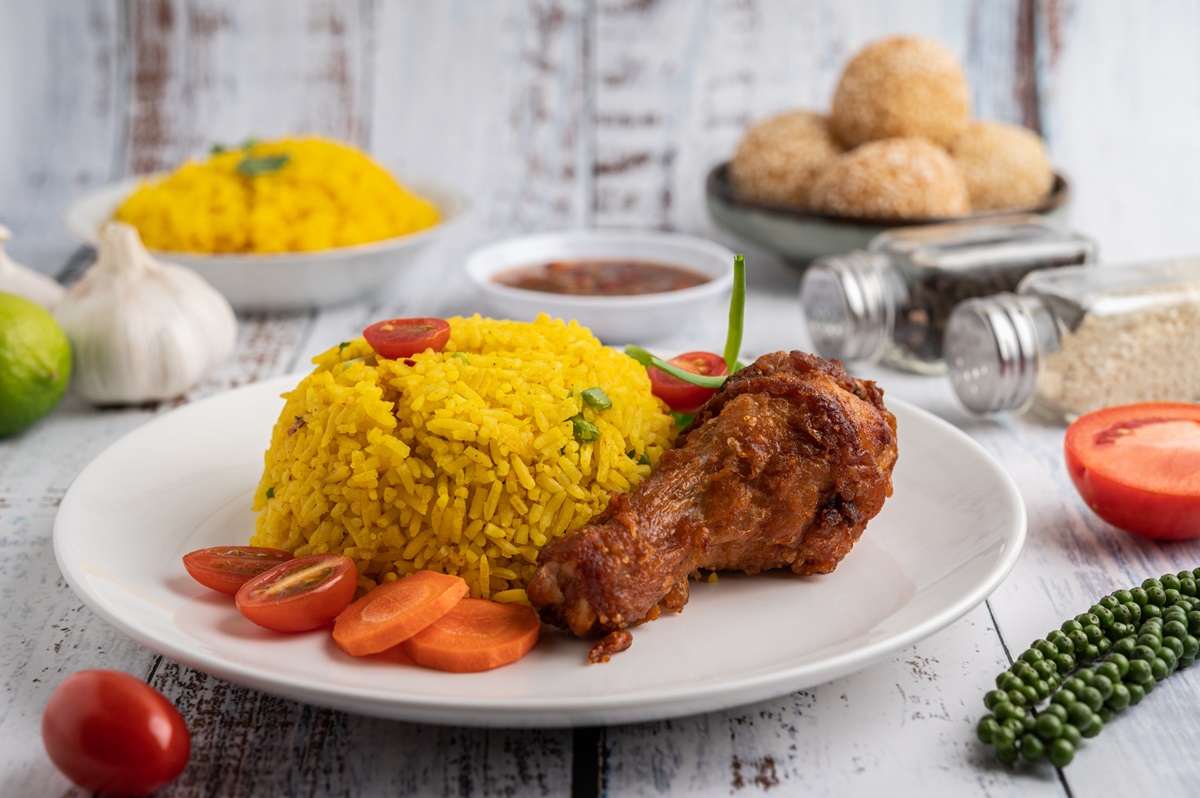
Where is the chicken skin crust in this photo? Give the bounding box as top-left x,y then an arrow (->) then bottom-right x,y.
526,351 -> 898,637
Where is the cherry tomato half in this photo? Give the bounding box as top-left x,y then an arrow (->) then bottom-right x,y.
42,669 -> 190,796
647,351 -> 728,414
363,317 -> 451,359
235,552 -> 358,632
182,545 -> 295,596
1064,402 -> 1200,540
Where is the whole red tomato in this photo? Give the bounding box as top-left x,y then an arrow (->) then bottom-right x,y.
42,669 -> 190,796
1064,402 -> 1200,540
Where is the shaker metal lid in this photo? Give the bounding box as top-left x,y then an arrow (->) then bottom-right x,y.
945,293 -> 1043,413
799,251 -> 891,363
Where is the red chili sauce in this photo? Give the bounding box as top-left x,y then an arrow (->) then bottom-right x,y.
493,259 -> 711,296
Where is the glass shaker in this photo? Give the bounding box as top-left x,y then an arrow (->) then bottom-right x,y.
799,214 -> 1097,374
945,259 -> 1200,423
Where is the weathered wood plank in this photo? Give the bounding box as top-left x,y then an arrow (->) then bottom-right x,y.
153,661 -> 572,798
369,0 -> 590,237
1037,0 -> 1200,261
601,606 -> 1065,797
121,0 -> 367,175
869,363 -> 1200,792
0,1 -> 121,273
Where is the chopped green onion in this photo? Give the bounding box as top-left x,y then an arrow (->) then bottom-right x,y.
210,143 -> 227,155
671,410 -> 695,428
265,487 -> 275,499
623,254 -> 747,390
338,341 -> 351,353
451,352 -> 470,364
581,387 -> 612,411
624,346 -> 654,369
625,345 -> 727,388
571,415 -> 601,443
236,153 -> 290,177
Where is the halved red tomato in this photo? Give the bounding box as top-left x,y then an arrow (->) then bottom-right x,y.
1064,402 -> 1200,540
235,553 -> 358,632
182,546 -> 294,596
42,669 -> 190,796
363,318 -> 451,359
648,351 -> 728,414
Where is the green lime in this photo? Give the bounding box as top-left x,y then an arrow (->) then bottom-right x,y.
0,291 -> 72,437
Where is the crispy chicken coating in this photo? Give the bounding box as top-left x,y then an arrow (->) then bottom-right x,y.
527,351 -> 898,637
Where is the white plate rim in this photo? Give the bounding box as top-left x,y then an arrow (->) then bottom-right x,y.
53,375 -> 1026,728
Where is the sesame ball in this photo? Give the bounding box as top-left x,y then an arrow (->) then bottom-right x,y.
950,120 -> 1054,211
728,111 -> 841,209
830,36 -> 971,149
809,137 -> 970,220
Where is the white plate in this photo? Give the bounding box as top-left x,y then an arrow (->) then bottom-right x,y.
63,176 -> 469,312
54,376 -> 1025,728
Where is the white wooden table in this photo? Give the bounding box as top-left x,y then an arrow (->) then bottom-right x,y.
4,2 -> 1200,796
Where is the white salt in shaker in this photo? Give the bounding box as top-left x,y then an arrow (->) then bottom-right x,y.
799,214 -> 1096,374
945,258 -> 1200,423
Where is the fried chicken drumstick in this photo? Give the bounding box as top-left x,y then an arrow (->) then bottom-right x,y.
526,350 -> 899,637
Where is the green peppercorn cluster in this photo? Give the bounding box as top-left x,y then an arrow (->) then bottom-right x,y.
977,570 -> 1200,767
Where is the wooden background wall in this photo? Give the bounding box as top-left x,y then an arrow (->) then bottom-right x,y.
1,0 -> 1197,284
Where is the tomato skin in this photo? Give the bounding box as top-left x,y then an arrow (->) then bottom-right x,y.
182,546 -> 294,595
647,351 -> 728,414
363,318 -> 451,359
42,669 -> 190,796
235,552 -> 358,632
1064,402 -> 1200,540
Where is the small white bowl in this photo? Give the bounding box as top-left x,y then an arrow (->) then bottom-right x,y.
463,229 -> 737,344
63,175 -> 469,312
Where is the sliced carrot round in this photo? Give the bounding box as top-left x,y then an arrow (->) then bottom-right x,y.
402,598 -> 541,673
332,570 -> 468,656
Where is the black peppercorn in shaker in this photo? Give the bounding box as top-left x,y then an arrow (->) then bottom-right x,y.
798,214 -> 1096,374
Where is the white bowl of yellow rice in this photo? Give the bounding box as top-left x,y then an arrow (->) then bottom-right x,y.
63,139 -> 469,312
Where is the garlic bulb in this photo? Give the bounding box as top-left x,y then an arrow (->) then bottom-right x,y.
55,222 -> 237,404
0,224 -> 66,310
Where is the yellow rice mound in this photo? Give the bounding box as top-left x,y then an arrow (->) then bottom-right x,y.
114,136 -> 440,254
250,315 -> 677,601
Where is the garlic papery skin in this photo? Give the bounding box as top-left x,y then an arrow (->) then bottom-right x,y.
54,221 -> 238,405
0,224 -> 66,310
